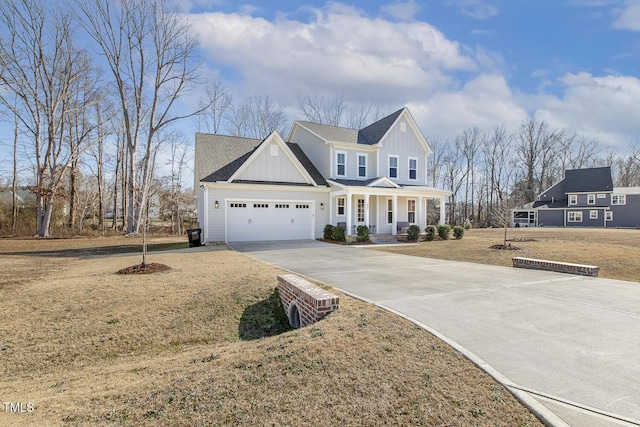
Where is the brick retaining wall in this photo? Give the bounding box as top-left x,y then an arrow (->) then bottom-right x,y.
277,274 -> 339,328
512,257 -> 599,277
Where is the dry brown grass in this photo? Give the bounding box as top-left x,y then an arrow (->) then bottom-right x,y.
377,227 -> 640,282
0,236 -> 541,426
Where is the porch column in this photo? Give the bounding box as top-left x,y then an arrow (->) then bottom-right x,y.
418,196 -> 424,229
346,192 -> 353,235
392,195 -> 398,236
329,196 -> 334,226
364,194 -> 370,228
439,196 -> 446,225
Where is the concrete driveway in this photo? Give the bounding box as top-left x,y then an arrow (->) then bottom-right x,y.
229,240 -> 640,427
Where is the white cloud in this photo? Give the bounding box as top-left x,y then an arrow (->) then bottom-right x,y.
446,0 -> 499,20
380,0 -> 422,22
612,0 -> 640,31
189,3 -> 476,104
408,74 -> 528,139
533,72 -> 640,149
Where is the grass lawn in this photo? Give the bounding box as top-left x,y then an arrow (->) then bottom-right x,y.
377,227 -> 640,283
0,236 -> 541,426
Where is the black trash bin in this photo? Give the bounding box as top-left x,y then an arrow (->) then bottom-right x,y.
187,228 -> 202,247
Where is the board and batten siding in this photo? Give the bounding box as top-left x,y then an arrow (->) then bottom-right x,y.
377,122 -> 427,186
289,127 -> 331,178
235,143 -> 308,184
203,186 -> 330,242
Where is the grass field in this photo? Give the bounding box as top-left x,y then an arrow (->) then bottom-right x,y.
0,235 -> 542,426
377,227 -> 640,283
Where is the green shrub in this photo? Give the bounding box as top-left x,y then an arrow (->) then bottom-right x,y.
323,224 -> 334,239
424,225 -> 437,241
437,224 -> 451,240
453,225 -> 464,239
463,219 -> 472,230
356,225 -> 370,242
331,225 -> 345,242
407,225 -> 421,242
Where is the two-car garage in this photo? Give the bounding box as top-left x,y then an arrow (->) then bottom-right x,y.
226,200 -> 315,242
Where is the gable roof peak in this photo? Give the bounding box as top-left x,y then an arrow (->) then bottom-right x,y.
357,108 -> 405,146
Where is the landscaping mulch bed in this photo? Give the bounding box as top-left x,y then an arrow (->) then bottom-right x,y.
489,243 -> 521,250
117,262 -> 171,274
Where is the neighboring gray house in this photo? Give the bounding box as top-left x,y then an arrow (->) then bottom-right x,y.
195,108 -> 450,243
512,166 -> 640,228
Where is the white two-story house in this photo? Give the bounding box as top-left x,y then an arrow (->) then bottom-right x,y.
195,107 -> 450,243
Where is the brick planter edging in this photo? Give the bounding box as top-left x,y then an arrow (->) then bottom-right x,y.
512,257 -> 599,277
277,274 -> 339,328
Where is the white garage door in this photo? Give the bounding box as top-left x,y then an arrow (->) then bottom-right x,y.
226,201 -> 314,242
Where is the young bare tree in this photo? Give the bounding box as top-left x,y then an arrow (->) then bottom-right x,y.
458,127 -> 481,223
74,0 -> 205,235
482,125 -> 512,225
0,0 -> 100,237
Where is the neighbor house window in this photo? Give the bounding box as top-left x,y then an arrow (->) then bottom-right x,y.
337,197 -> 345,216
568,211 -> 582,222
336,152 -> 346,176
407,200 -> 416,223
358,154 -> 367,178
606,211 -> 613,221
387,199 -> 393,224
611,194 -> 626,205
389,155 -> 398,178
590,210 -> 598,219
588,194 -> 595,205
408,157 -> 418,181
569,194 -> 577,205
357,199 -> 365,222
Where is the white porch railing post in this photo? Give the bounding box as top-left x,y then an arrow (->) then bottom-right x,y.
392,195 -> 398,236
346,192 -> 352,236
364,194 -> 370,229
418,196 -> 424,230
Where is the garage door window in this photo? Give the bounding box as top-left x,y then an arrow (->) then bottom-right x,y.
254,203 -> 269,208
230,203 -> 246,208
296,204 -> 309,209
275,204 -> 289,208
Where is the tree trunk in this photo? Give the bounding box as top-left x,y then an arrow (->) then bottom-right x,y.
12,108 -> 19,234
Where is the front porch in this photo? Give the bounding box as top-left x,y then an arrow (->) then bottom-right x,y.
327,181 -> 449,237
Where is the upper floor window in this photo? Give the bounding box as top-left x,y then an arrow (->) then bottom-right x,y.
389,155 -> 398,179
336,152 -> 346,176
569,194 -> 577,205
587,194 -> 595,205
612,194 -> 626,205
408,158 -> 418,181
358,154 -> 367,178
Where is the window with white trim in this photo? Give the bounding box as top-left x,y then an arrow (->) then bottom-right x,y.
336,151 -> 346,177
407,200 -> 416,223
606,211 -> 613,221
357,199 -> 365,222
568,211 -> 582,222
387,199 -> 393,224
408,157 -> 418,181
389,155 -> 398,179
590,210 -> 598,219
337,197 -> 345,215
358,154 -> 367,178
588,194 -> 595,205
569,194 -> 577,205
611,194 -> 626,205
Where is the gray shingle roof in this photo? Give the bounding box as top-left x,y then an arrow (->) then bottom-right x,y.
357,108 -> 404,145
563,166 -> 613,193
195,133 -> 261,185
296,121 -> 359,144
196,133 -> 327,187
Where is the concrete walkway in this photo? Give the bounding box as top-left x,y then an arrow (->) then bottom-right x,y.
229,240 -> 640,427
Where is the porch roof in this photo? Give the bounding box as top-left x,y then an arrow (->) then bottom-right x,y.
327,178 -> 450,197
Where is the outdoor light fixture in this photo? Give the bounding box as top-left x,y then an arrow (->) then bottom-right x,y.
320,203 -> 324,210
215,200 -> 219,209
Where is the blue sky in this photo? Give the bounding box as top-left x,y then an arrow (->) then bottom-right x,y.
2,0 -> 640,186
181,0 -> 640,149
